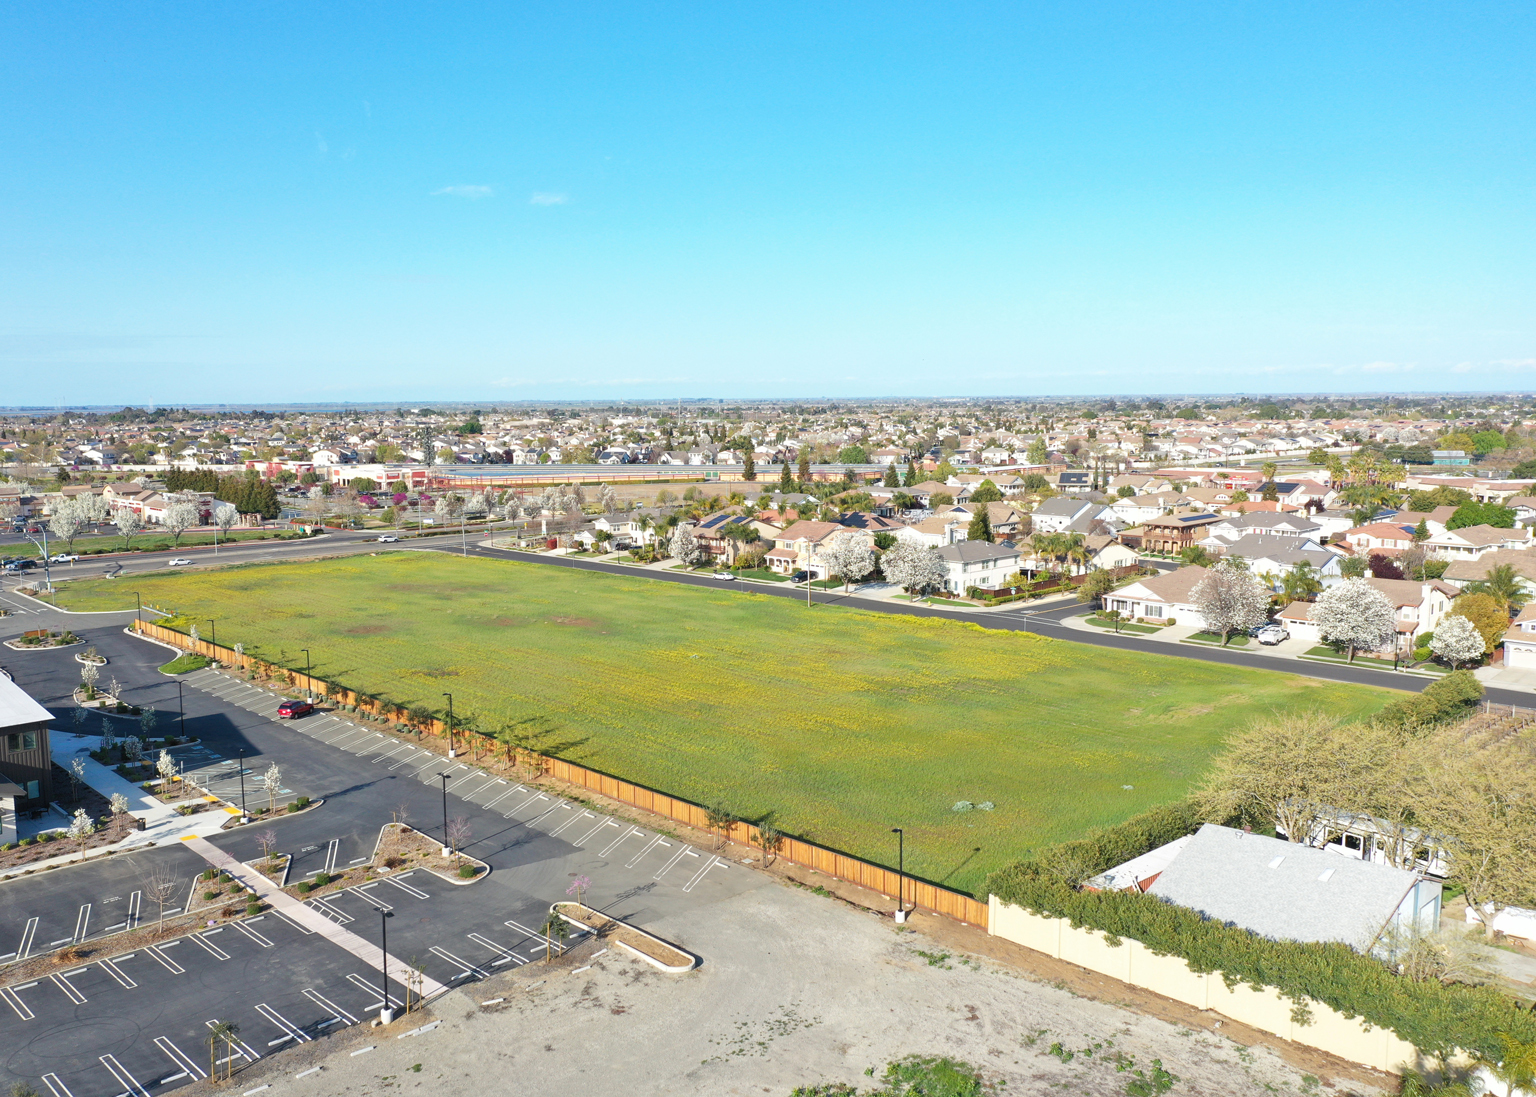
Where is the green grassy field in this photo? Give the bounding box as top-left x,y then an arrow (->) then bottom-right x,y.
7,528 -> 310,558
48,554 -> 1392,894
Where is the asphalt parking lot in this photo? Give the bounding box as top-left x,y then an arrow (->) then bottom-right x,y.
0,612 -> 765,1096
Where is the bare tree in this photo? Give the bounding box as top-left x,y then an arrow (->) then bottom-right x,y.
142,861 -> 182,930
256,828 -> 278,862
445,816 -> 473,855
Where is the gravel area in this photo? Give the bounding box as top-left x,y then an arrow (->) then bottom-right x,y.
226,877 -> 1386,1097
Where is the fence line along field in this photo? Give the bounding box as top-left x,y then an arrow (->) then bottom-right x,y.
48,554 -> 1392,894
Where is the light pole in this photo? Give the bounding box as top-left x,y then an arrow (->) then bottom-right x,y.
21,525 -> 52,594
132,590 -> 142,626
890,827 -> 907,923
208,619 -> 216,647
236,748 -> 248,821
300,648 -> 311,699
436,772 -> 451,856
442,692 -> 454,757
176,680 -> 186,742
373,906 -> 395,1023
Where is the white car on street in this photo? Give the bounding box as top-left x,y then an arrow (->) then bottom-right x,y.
166,558 -> 193,567
49,553 -> 78,563
376,535 -> 400,543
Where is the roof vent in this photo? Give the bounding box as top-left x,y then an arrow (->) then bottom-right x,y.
1318,868 -> 1335,883
1267,855 -> 1285,869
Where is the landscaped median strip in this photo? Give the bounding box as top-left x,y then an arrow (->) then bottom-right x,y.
552,901 -> 697,973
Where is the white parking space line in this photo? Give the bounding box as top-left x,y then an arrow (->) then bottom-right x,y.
444,770 -> 484,794
575,818 -> 620,845
232,921 -> 274,947
324,839 -> 339,875
49,971 -> 87,1005
1,985 -> 35,1020
306,896 -> 354,924
523,801 -> 565,827
466,932 -> 522,966
653,845 -> 698,881
549,809 -> 595,837
478,783 -> 521,810
625,833 -> 668,868
127,890 -> 141,930
146,945 -> 185,974
600,826 -> 644,857
429,946 -> 487,980
99,1055 -> 151,1097
352,884 -> 392,910
255,1002 -> 313,1044
272,910 -> 316,936
187,933 -> 230,960
682,855 -> 731,893
97,957 -> 138,989
303,987 -> 357,1025
387,749 -> 428,771
39,1073 -> 73,1097
72,903 -> 91,943
347,972 -> 401,1009
381,875 -> 430,900
459,776 -> 503,801
16,916 -> 37,959
154,1035 -> 208,1082
504,791 -> 548,818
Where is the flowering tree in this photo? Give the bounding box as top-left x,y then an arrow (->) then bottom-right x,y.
669,524 -> 706,566
822,530 -> 875,592
109,792 -> 130,829
157,748 -> 178,794
1190,561 -> 1271,645
1311,577 -> 1397,662
67,807 -> 95,839
123,735 -> 144,763
213,503 -> 239,543
114,506 -> 143,549
49,498 -> 85,550
881,541 -> 948,600
1430,615 -> 1485,669
162,500 -> 201,546
566,874 -> 591,907
259,763 -> 282,814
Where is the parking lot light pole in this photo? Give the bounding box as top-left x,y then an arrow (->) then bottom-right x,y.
436,772 -> 452,855
442,692 -> 454,757
236,748 -> 248,821
890,827 -> 907,923
300,649 -> 311,700
374,906 -> 395,1024
132,591 -> 141,626
177,680 -> 186,740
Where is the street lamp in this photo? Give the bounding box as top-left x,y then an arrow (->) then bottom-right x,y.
890,827 -> 907,923
436,772 -> 451,856
208,619 -> 217,647
373,906 -> 396,1024
442,692 -> 454,757
177,680 -> 186,741
132,591 -> 141,626
300,649 -> 311,699
236,748 -> 248,821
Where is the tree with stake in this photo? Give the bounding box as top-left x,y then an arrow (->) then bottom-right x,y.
1431,615 -> 1486,669
143,861 -> 180,930
157,748 -> 177,794
109,793 -> 130,831
1311,577 -> 1398,661
259,763 -> 282,814
1190,560 -> 1270,645
67,808 -> 94,839
256,828 -> 278,862
704,802 -> 735,850
566,874 -> 591,907
79,661 -> 99,701
754,821 -> 783,865
139,706 -> 157,739
541,912 -> 570,963
68,757 -> 85,803
445,815 -> 472,856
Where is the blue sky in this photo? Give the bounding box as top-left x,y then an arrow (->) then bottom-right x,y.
3,3 -> 1534,404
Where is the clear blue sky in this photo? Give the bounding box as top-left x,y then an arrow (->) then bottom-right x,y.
3,3 -> 1533,405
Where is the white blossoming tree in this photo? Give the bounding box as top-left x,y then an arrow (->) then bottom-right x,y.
881,541 -> 948,601
162,500 -> 201,547
1430,614 -> 1485,669
49,497 -> 86,550
114,507 -> 143,549
822,530 -> 875,592
1190,560 -> 1271,645
67,808 -> 95,840
1311,577 -> 1397,662
669,524 -> 707,567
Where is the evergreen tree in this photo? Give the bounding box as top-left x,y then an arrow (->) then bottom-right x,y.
883,462 -> 899,488
797,450 -> 811,485
778,463 -> 794,493
902,460 -> 916,487
743,451 -> 756,482
966,508 -> 993,543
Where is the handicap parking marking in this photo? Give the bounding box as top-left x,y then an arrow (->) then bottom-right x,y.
99,1055 -> 151,1097
232,921 -> 274,948
429,945 -> 488,981
549,809 -> 595,838
653,845 -> 699,881
49,970 -> 87,1005
681,855 -> 731,892
305,895 -> 354,925
255,1002 -> 313,1045
575,817 -> 620,845
599,825 -> 644,857
1,983 -> 36,1020
187,932 -> 230,960
96,956 -> 138,989
303,987 -> 357,1026
39,1073 -> 73,1097
625,833 -> 669,868
153,1035 -> 208,1082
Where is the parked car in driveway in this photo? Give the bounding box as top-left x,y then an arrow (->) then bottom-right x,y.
166,558 -> 193,567
1256,624 -> 1290,645
276,699 -> 315,719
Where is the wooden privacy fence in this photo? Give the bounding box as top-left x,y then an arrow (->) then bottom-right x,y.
133,619 -> 990,928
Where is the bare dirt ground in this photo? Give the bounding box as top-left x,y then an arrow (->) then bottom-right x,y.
221,876 -> 1389,1097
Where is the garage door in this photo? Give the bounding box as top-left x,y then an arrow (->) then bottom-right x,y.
1506,643 -> 1536,670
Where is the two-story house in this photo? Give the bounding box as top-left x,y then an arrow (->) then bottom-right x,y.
1423,524 -> 1534,561
936,541 -> 1024,595
1279,578 -> 1458,650
764,520 -> 871,578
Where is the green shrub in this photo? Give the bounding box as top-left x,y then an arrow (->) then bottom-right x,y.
246,902 -> 261,916
202,890 -> 218,901
985,799 -> 1536,1060
40,832 -> 56,843
296,881 -> 312,894
286,801 -> 301,813
294,796 -> 311,809
19,837 -> 34,847
312,872 -> 330,887
457,864 -> 478,879
201,868 -> 216,881
1375,669 -> 1483,730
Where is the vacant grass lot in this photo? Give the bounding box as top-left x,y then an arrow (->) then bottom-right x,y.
49,554 -> 1391,894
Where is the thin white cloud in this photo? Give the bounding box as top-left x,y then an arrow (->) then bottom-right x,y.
432,185 -> 494,199
1494,358 -> 1536,369
529,192 -> 568,206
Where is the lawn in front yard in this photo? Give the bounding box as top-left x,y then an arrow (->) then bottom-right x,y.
46,554 -> 1393,894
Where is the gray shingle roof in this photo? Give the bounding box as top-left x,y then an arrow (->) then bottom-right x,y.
1147,824 -> 1421,951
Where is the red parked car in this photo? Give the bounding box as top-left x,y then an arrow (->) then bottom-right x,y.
276,699 -> 314,719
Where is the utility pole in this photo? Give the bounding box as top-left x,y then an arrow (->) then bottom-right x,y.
442,692 -> 454,757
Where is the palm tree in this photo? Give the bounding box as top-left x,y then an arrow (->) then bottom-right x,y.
1481,563 -> 1525,611
1281,561 -> 1322,603
1480,1033 -> 1536,1097
208,1020 -> 237,1080
1064,536 -> 1091,577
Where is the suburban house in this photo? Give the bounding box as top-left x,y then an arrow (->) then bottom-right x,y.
1101,565 -> 1210,626
1106,474 -> 1173,496
1221,535 -> 1343,588
1108,492 -> 1191,524
1423,524 -> 1534,561
1055,470 -> 1093,494
939,502 -> 1027,539
1502,605 -> 1536,670
1387,506 -> 1458,539
1278,577 -> 1458,649
691,512 -> 779,564
1031,497 -> 1117,535
1144,824 -> 1441,957
1444,548 -> 1536,597
893,514 -> 970,548
0,675 -> 53,842
764,520 -> 872,578
1341,522 -> 1418,557
1124,512 -> 1222,555
1200,511 -> 1323,550
936,541 -> 1024,595
587,514 -> 656,549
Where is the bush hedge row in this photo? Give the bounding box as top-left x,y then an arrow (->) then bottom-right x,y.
985,799 -> 1536,1060
1374,669 -> 1484,730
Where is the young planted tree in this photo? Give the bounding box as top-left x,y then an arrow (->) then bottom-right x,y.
156,748 -> 177,792
704,802 -> 736,851
445,816 -> 473,856
256,828 -> 279,862
259,763 -> 282,814
212,502 -> 239,546
753,821 -> 783,866
540,912 -> 570,963
1311,577 -> 1396,661
1190,560 -> 1270,645
108,793 -> 130,830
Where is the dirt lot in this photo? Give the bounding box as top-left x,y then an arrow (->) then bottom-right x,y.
225,875 -> 1389,1097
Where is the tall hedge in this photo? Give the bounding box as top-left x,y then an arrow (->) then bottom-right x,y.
1374,669 -> 1484,730
985,801 -> 1536,1061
